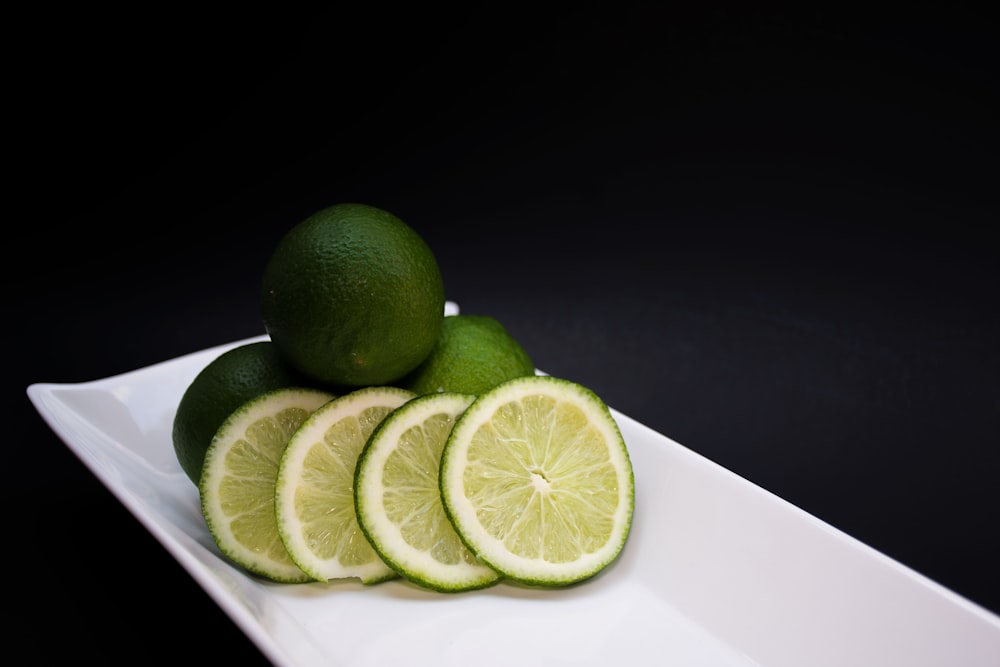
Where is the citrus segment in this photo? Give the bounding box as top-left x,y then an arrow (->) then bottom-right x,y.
439,375 -> 634,586
275,386 -> 416,583
355,392 -> 501,592
199,386 -> 335,583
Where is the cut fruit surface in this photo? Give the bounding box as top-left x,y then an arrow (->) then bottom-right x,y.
275,386 -> 416,583
199,386 -> 335,583
439,375 -> 634,587
355,392 -> 501,592
173,340 -> 315,486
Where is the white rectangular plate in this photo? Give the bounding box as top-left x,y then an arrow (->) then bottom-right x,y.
28,329 -> 1000,666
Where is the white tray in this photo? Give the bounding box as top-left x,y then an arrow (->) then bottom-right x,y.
27,319 -> 1000,666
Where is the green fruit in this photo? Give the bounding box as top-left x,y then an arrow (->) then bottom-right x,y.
260,203 -> 445,387
172,341 -> 315,486
400,314 -> 535,396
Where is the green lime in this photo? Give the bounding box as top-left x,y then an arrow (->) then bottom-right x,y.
439,375 -> 634,587
275,386 -> 416,583
172,341 -> 316,486
199,386 -> 335,583
400,314 -> 535,396
260,203 -> 445,388
355,392 -> 501,592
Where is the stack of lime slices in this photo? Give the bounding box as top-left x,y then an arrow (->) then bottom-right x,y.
198,375 -> 635,589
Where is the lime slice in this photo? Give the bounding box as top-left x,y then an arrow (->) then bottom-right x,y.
199,386 -> 335,583
275,386 -> 416,583
355,392 -> 501,592
440,375 -> 634,586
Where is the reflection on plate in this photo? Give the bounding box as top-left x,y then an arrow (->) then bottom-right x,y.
27,305 -> 1000,666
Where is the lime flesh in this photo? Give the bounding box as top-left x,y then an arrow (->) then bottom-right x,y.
355,392 -> 501,592
275,386 -> 416,583
439,375 -> 634,586
199,387 -> 335,583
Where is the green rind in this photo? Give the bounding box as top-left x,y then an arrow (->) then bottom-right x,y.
260,203 -> 445,387
400,314 -> 536,396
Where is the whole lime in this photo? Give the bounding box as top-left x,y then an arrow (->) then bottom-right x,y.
172,341 -> 317,486
260,203 -> 445,387
400,314 -> 535,396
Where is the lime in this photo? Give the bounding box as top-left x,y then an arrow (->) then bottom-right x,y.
355,392 -> 501,592
199,386 -> 335,583
275,386 -> 416,583
173,341 -> 316,486
439,375 -> 634,587
400,314 -> 536,396
260,202 -> 445,388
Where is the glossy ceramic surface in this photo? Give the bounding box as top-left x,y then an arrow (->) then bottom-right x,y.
27,303 -> 1000,666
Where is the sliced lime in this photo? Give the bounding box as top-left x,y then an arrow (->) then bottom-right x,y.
440,375 -> 634,586
199,387 -> 335,583
275,386 -> 415,583
355,392 -> 501,592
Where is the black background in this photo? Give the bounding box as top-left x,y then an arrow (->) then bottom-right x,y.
11,5 -> 999,664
